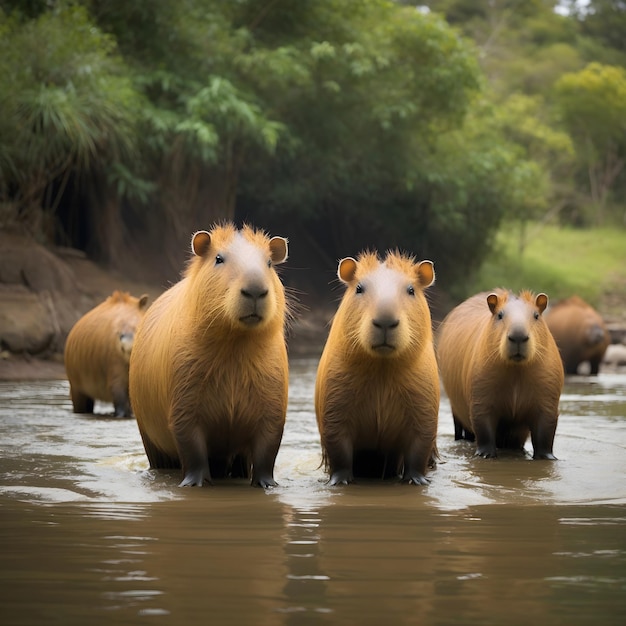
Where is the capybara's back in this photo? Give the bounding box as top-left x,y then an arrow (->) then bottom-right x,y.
315,251 -> 439,485
545,295 -> 610,375
436,289 -> 563,459
129,223 -> 290,487
64,290 -> 149,417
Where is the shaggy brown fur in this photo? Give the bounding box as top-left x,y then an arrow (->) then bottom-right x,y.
129,223 -> 289,487
315,251 -> 439,485
545,295 -> 611,375
65,290 -> 149,417
436,289 -> 564,459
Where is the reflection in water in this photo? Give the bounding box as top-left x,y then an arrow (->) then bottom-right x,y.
0,362 -> 625,624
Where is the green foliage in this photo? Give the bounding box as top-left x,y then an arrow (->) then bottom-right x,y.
556,63 -> 626,148
554,62 -> 626,219
3,0 -> 624,297
0,5 -> 144,226
236,1 -> 487,286
574,0 -> 626,55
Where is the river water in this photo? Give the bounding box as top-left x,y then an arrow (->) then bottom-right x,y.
0,357 -> 625,625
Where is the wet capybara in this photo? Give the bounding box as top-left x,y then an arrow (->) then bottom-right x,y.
129,223 -> 289,487
436,289 -> 564,459
315,251 -> 440,485
64,290 -> 149,417
544,295 -> 611,375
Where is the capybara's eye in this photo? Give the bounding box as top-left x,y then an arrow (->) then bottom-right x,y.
215,254 -> 224,265
497,311 -> 504,320
356,283 -> 364,294
267,259 -> 272,268
407,285 -> 415,296
534,312 -> 539,320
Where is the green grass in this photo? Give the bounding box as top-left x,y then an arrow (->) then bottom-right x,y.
469,223 -> 626,310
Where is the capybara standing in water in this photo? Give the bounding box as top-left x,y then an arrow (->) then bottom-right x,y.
545,295 -> 611,375
129,223 -> 289,487
65,290 -> 149,417
436,289 -> 564,459
315,251 -> 440,485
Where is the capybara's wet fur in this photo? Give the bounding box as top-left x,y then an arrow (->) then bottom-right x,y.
129,223 -> 289,487
64,290 -> 149,417
436,289 -> 564,459
315,251 -> 440,485
545,295 -> 610,375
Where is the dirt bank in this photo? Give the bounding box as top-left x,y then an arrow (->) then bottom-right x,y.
0,231 -> 332,381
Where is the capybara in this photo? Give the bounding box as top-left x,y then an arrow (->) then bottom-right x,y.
64,290 -> 149,417
315,251 -> 440,485
436,289 -> 564,459
545,295 -> 611,375
129,223 -> 289,487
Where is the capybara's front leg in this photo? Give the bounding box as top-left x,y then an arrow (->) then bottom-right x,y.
70,386 -> 94,414
471,414 -> 497,458
251,430 -> 282,488
530,415 -> 558,460
401,436 -> 433,485
324,436 -> 354,485
172,422 -> 212,487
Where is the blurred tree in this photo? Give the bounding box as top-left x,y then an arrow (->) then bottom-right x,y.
233,1 -> 492,290
571,0 -> 626,54
91,0 -> 491,285
554,62 -> 626,223
0,5 -> 145,261
0,0 -> 568,297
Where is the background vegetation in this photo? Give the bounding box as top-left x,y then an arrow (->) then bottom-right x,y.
1,0 -> 625,304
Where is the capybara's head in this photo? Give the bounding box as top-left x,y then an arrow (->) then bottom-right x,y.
186,224 -> 288,332
486,290 -> 549,364
108,291 -> 149,362
336,251 -> 435,358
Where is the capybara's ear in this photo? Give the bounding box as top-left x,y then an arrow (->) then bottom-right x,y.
138,294 -> 149,310
269,237 -> 288,265
487,293 -> 499,314
338,257 -> 358,284
191,231 -> 211,257
536,293 -> 548,314
416,260 -> 435,288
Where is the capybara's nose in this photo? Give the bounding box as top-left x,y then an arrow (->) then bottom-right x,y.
373,316 -> 400,330
508,329 -> 529,345
241,285 -> 269,300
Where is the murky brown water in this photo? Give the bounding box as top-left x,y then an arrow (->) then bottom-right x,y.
1,358 -> 625,625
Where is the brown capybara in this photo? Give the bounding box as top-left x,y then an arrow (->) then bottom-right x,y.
129,223 -> 290,487
315,251 -> 440,485
64,290 -> 149,417
436,289 -> 564,459
545,295 -> 611,375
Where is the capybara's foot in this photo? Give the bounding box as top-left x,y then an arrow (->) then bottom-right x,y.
179,468 -> 212,487
475,446 -> 497,458
533,451 -> 557,460
328,469 -> 354,485
113,403 -> 132,418
401,471 -> 430,485
252,475 -> 278,488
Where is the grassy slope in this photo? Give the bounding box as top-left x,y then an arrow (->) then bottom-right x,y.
468,223 -> 626,319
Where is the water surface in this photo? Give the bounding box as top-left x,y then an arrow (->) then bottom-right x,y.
1,359 -> 625,625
